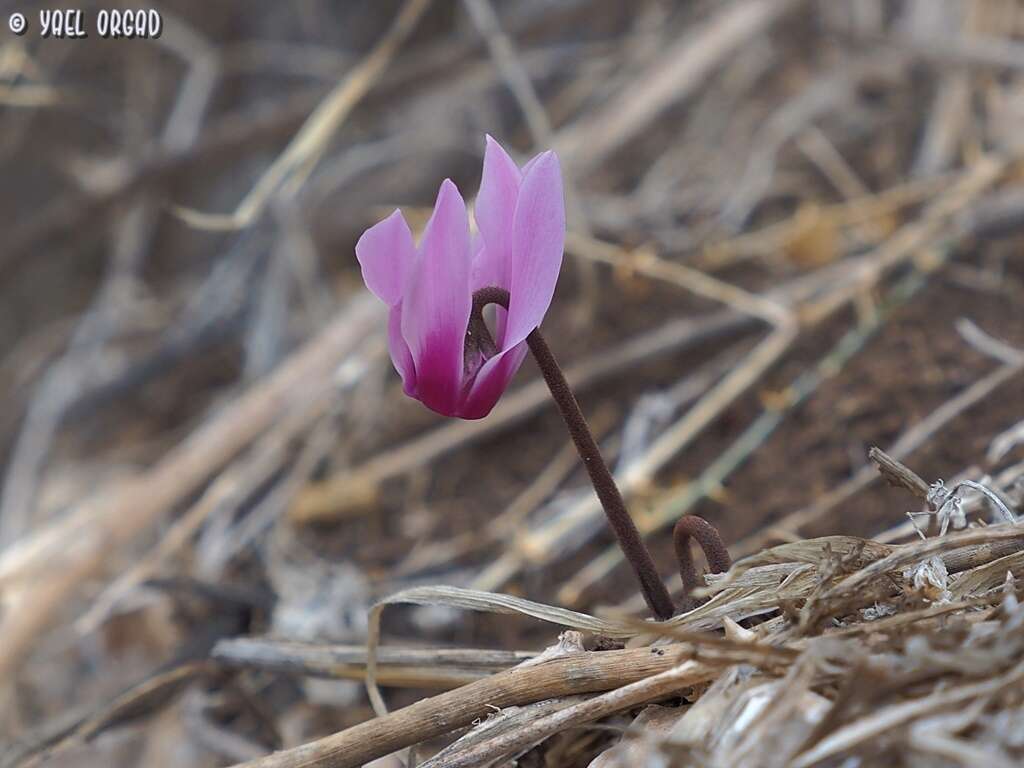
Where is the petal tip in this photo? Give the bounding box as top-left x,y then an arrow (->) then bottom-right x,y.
535,149 -> 560,170
435,178 -> 467,208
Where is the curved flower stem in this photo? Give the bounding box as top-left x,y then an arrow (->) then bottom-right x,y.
472,288 -> 676,620
672,515 -> 731,612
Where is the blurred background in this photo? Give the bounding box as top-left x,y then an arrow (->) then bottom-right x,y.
2,0 -> 1024,764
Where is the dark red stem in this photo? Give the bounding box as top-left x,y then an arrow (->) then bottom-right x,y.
673,515 -> 731,611
471,287 -> 676,621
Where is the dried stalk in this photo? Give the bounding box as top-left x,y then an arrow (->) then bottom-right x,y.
230,645 -> 707,768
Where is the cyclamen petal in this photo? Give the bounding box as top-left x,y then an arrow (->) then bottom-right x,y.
472,136 -> 521,294
504,151 -> 565,349
355,209 -> 416,306
459,341 -> 529,419
355,137 -> 564,420
401,179 -> 472,416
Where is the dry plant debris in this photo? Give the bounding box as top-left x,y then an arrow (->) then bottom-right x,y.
3,1 -> 1024,767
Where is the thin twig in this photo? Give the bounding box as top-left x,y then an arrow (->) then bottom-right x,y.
868,446 -> 931,502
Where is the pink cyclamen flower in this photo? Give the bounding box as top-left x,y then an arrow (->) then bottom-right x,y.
356,136 -> 565,419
